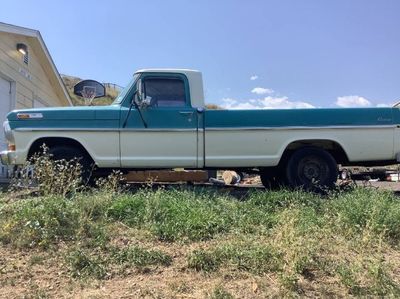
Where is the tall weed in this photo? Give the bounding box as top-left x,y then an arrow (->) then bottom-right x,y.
10,146 -> 83,197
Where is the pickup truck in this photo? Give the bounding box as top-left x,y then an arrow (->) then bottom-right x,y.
2,69 -> 400,190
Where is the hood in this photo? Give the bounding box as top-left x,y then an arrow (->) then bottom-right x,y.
7,105 -> 120,121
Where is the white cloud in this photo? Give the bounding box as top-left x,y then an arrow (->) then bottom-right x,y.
260,97 -> 315,109
222,96 -> 315,110
336,95 -> 372,108
221,94 -> 392,110
376,103 -> 390,107
221,98 -> 237,106
251,87 -> 274,95
250,75 -> 258,81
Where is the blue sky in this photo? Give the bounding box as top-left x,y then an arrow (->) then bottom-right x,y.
1,0 -> 400,108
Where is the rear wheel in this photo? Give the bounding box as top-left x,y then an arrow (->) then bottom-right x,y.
48,146 -> 94,184
286,147 -> 338,191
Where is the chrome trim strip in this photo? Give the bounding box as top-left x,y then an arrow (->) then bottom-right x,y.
206,125 -> 396,131
14,125 -> 395,132
121,128 -> 197,132
14,128 -> 119,132
15,127 -> 198,132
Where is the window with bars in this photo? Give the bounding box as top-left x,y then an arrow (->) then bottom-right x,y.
23,53 -> 29,65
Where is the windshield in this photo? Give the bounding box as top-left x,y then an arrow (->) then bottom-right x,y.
112,73 -> 140,105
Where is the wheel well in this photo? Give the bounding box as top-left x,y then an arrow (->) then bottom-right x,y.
279,139 -> 349,166
28,137 -> 94,163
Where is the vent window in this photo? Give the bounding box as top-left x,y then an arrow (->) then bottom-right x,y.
23,53 -> 29,65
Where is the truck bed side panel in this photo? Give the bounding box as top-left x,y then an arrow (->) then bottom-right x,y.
204,108 -> 395,167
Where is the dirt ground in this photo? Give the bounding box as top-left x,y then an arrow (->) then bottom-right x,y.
0,236 -> 292,299
362,180 -> 400,192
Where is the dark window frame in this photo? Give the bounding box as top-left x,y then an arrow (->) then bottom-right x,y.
140,73 -> 191,108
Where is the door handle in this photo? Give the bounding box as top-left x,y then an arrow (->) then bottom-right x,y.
179,111 -> 194,116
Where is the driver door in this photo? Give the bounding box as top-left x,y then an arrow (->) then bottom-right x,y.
120,73 -> 199,168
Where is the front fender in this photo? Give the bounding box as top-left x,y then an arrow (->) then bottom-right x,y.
13,129 -> 120,168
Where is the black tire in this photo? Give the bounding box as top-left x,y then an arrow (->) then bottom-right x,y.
48,146 -> 94,184
286,147 -> 338,191
207,170 -> 218,180
260,167 -> 286,190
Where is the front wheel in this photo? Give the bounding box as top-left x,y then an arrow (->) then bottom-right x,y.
48,146 -> 94,184
286,147 -> 338,191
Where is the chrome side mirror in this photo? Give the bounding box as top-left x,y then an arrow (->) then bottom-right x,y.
142,96 -> 152,108
135,79 -> 143,103
134,79 -> 152,109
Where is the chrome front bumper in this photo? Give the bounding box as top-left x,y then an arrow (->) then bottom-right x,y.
0,150 -> 16,165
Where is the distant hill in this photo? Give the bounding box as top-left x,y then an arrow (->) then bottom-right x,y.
205,103 -> 222,109
61,75 -> 120,106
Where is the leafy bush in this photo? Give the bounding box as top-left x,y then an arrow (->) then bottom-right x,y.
0,194 -> 111,248
107,194 -> 147,226
65,249 -> 107,279
187,243 -> 281,274
0,196 -> 79,248
187,249 -> 222,272
246,189 -> 323,212
330,189 -> 400,242
65,246 -> 172,280
209,286 -> 235,299
108,189 -> 235,241
147,190 -> 233,241
107,188 -> 327,241
111,246 -> 172,267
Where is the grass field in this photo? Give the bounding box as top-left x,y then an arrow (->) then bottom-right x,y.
1,182 -> 400,298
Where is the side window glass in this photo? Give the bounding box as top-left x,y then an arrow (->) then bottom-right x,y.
143,78 -> 186,107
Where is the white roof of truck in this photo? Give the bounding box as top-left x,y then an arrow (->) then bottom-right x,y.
135,69 -> 205,108
136,68 -> 200,74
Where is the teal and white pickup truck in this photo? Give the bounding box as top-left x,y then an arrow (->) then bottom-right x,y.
2,69 -> 400,189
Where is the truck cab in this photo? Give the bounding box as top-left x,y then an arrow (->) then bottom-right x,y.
118,69 -> 206,168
